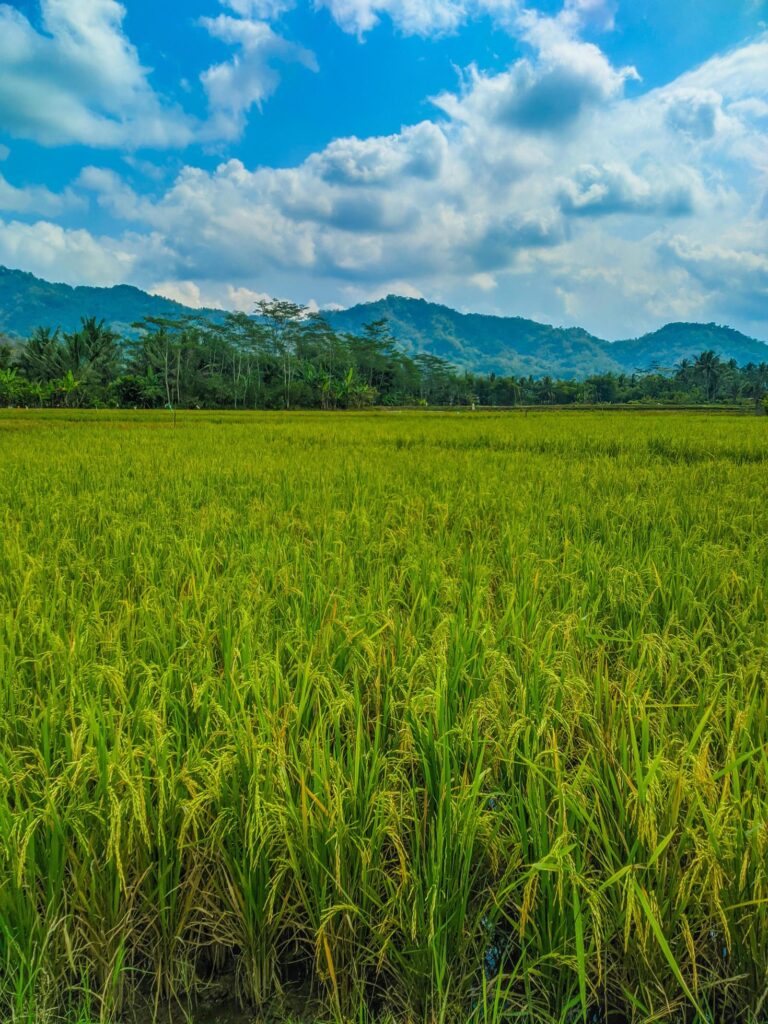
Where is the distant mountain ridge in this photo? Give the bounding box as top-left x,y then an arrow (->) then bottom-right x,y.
2,265 -> 767,379
0,266 -> 224,339
324,296 -> 768,376
325,298 -> 614,378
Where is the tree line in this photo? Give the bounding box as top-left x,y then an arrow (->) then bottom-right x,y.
1,301 -> 767,411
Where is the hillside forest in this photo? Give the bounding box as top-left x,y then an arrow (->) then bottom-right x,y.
1,303 -> 768,410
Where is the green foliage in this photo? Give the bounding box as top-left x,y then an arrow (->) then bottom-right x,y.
1,410 -> 768,1024
4,266 -> 768,380
326,298 -> 768,377
5,306 -> 768,411
0,265 -> 223,339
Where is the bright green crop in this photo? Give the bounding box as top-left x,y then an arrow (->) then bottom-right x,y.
1,409 -> 767,1024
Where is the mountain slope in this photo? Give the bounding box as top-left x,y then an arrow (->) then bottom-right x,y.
2,266 -> 767,378
611,322 -> 768,372
0,266 -> 222,338
325,296 -> 621,377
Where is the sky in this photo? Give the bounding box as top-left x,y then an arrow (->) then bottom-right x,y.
0,0 -> 766,338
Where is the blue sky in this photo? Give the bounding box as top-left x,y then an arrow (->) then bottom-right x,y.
0,0 -> 766,337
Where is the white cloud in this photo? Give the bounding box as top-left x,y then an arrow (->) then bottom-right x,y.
471,272 -> 498,291
77,165 -> 154,220
311,122 -> 448,185
0,0 -> 196,148
434,43 -> 635,135
314,0 -> 613,38
199,15 -> 317,139
558,162 -> 703,216
316,0 -> 470,36
149,280 -> 212,308
315,0 -> 615,39
0,217 -> 160,286
149,278 -> 272,310
662,234 -> 768,320
0,0 -> 317,150
0,173 -> 83,216
664,88 -> 724,139
5,6 -> 768,338
559,0 -> 617,33
222,0 -> 295,15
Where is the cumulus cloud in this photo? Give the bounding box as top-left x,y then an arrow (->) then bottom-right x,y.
662,234 -> 768,320
118,29 -> 768,333
199,14 -> 317,139
435,45 -> 635,135
433,5 -> 638,135
314,0 -> 484,37
549,0 -> 617,34
558,163 -> 702,216
221,0 -> 295,15
0,0 -> 317,150
0,216 -> 160,286
77,166 -> 153,220
310,122 -> 448,186
0,174 -> 83,217
4,4 -> 768,338
313,0 -> 616,39
0,0 -> 196,148
150,278 -> 274,309
664,89 -> 723,139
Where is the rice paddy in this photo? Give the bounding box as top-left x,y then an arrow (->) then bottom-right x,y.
1,408 -> 767,1024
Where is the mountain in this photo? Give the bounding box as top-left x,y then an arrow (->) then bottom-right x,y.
2,265 -> 767,378
325,296 -> 768,376
0,266 -> 222,339
610,322 -> 768,373
324,296 -> 620,377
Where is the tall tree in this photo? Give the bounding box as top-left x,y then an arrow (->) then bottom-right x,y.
743,362 -> 768,415
693,350 -> 722,402
256,299 -> 306,410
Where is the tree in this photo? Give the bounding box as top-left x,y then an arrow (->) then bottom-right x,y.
0,368 -> 23,407
52,370 -> 82,408
7,308 -> 767,411
0,338 -> 12,370
743,362 -> 768,415
538,376 -> 556,404
17,326 -> 64,383
216,312 -> 271,408
693,350 -> 722,402
255,299 -> 306,409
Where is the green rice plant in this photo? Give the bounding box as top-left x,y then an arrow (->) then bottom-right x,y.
0,408 -> 767,1024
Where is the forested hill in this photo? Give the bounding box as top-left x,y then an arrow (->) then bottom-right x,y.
0,266 -> 223,339
324,297 -> 615,377
2,266 -> 767,378
325,296 -> 768,375
609,322 -> 768,373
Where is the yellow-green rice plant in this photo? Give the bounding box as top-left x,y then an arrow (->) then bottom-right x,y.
1,409 -> 767,1024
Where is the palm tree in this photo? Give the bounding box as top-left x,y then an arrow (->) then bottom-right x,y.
693,350 -> 722,402
538,376 -> 556,404
744,362 -> 768,415
17,326 -> 63,382
65,317 -> 121,388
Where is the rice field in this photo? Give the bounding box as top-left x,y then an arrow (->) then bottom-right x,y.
1,408 -> 767,1024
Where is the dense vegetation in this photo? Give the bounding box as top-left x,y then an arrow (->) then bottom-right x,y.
1,409 -> 768,1024
4,265 -> 768,379
328,296 -> 768,377
1,307 -> 768,411
0,265 -> 221,341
